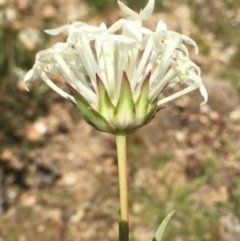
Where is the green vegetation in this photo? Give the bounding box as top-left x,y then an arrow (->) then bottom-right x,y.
127,139 -> 224,241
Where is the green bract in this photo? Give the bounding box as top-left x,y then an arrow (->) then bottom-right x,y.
24,0 -> 208,134
67,72 -> 158,134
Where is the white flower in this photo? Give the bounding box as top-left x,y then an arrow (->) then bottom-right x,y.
24,0 -> 207,134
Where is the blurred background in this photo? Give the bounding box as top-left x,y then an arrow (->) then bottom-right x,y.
0,0 -> 240,240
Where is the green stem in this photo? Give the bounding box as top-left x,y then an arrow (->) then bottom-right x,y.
116,133 -> 129,241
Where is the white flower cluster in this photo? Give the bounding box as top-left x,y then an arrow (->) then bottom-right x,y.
24,0 -> 207,133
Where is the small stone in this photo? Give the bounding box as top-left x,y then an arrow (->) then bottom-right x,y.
26,120 -> 48,142
16,0 -> 30,11
230,108 -> 240,121
174,95 -> 190,108
209,110 -> 220,121
1,149 -> 13,161
67,152 -> 75,160
36,224 -> 45,233
0,0 -> 6,6
18,29 -> 41,51
199,114 -> 210,125
70,208 -> 86,223
190,132 -> 203,145
5,8 -> 18,22
9,21 -> 22,31
0,149 -> 23,170
104,157 -> 114,166
175,130 -> 187,142
220,215 -> 240,241
18,235 -> 27,241
200,104 -> 211,114
42,5 -> 57,19
45,208 -> 62,221
59,172 -> 78,186
192,185 -> 228,206
17,79 -> 26,92
19,193 -> 36,207
6,188 -> 18,201
132,203 -> 144,213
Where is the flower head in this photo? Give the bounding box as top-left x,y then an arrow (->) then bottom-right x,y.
24,0 -> 207,134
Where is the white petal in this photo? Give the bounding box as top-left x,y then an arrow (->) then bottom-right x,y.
50,42 -> 70,53
24,69 -> 34,82
41,72 -> 76,103
23,69 -> 35,91
150,69 -> 176,101
36,49 -> 52,61
181,34 -> 198,55
96,34 -> 136,45
123,20 -> 142,41
156,20 -> 167,32
81,25 -> 105,33
44,25 -> 69,35
141,27 -> 153,35
118,1 -> 137,17
108,19 -> 125,33
178,44 -> 189,57
139,0 -> 155,20
100,22 -> 107,30
151,35 -> 182,83
199,84 -> 208,106
54,53 -> 97,104
157,85 -> 198,106
133,37 -> 154,89
113,43 -> 121,99
74,37 -> 99,92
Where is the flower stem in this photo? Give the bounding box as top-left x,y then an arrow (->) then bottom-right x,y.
116,133 -> 129,241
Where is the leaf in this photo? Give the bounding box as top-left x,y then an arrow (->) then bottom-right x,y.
152,210 -> 176,241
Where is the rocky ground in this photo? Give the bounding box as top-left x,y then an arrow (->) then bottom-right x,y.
0,0 -> 240,241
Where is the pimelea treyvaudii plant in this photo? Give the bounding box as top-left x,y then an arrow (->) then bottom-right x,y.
24,0 -> 208,240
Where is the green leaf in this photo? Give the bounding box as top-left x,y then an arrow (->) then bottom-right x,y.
153,210 -> 175,241
65,83 -> 115,133
114,72 -> 135,130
